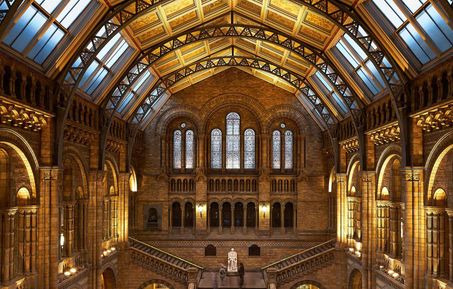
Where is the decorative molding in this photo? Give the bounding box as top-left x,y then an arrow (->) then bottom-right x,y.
413,102 -> 453,132
64,122 -> 96,146
0,96 -> 52,131
368,122 -> 400,145
341,138 -> 359,153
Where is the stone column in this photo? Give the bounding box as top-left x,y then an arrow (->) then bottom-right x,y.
447,209 -> 453,281
402,167 -> 425,289
0,208 -> 17,283
66,202 -> 75,257
426,206 -> 446,278
361,170 -> 376,289
389,204 -> 400,257
347,197 -> 354,247
231,205 -> 235,234
219,205 -> 223,234
336,173 -> 348,246
37,167 -> 60,289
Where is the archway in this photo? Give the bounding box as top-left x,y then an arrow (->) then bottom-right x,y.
284,203 -> 294,228
222,202 -> 232,228
184,202 -> 194,228
234,202 -> 244,227
348,269 -> 362,289
171,202 -> 182,227
246,202 -> 256,227
210,202 -> 219,227
100,268 -> 116,289
291,280 -> 325,289
137,279 -> 174,289
272,203 -> 281,228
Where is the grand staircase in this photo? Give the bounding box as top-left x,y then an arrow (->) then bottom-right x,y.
129,237 -> 203,284
129,237 -> 336,287
261,239 -> 336,285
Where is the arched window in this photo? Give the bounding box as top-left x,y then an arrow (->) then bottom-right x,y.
226,112 -> 240,169
272,130 -> 281,169
244,129 -> 255,169
185,130 -> 194,169
173,130 -> 182,169
211,129 -> 222,169
284,130 -> 293,169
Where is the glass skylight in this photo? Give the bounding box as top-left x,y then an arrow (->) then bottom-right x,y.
371,0 -> 453,64
3,0 -> 91,64
314,71 -> 348,115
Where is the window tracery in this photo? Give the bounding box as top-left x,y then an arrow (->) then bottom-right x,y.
272,130 -> 281,169
244,129 -> 256,169
172,125 -> 195,170
173,130 -> 182,169
226,112 -> 240,169
185,130 -> 194,169
211,129 -> 222,169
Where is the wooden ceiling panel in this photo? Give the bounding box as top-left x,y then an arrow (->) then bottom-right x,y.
162,0 -> 197,19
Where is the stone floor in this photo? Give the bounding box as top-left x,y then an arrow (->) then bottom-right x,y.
198,271 -> 266,289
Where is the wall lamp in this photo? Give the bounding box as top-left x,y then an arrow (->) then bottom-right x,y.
197,204 -> 203,218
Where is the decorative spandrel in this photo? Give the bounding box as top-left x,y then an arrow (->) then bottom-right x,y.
211,129 -> 222,169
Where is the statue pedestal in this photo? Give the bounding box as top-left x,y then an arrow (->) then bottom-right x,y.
226,271 -> 239,276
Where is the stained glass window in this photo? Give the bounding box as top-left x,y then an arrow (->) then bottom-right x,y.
3,0 -> 91,64
173,130 -> 182,169
226,113 -> 240,169
244,129 -> 255,169
284,130 -> 293,169
185,130 -> 194,169
272,130 -> 281,169
211,129 -> 222,169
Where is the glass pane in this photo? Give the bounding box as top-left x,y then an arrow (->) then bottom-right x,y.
173,130 -> 182,169
211,129 -> 222,169
373,0 -> 406,27
399,24 -> 434,64
85,67 -> 107,94
344,34 -> 367,60
79,60 -> 100,88
284,130 -> 293,169
272,130 -> 281,169
12,10 -> 47,52
29,24 -> 64,64
105,39 -> 129,68
185,130 -> 194,169
402,0 -> 424,13
226,112 -> 240,169
358,68 -> 380,95
419,5 -> 453,52
337,40 -> 359,68
57,0 -> 90,28
4,6 -> 37,46
38,0 -> 61,14
97,33 -> 121,61
117,92 -> 134,112
244,129 -> 255,169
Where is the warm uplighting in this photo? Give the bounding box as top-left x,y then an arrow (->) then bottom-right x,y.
60,233 -> 65,247
197,204 -> 203,218
69,268 -> 77,274
261,204 -> 268,218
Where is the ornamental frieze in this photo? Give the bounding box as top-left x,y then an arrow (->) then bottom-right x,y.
0,96 -> 51,131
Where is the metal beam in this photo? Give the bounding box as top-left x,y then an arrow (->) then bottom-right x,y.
127,56 -> 338,130
0,0 -> 22,39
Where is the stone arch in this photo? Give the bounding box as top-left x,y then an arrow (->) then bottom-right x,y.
130,166 -> 138,192
62,151 -> 89,201
347,155 -> 361,195
0,129 -> 39,200
291,280 -> 326,289
328,166 -> 336,193
200,93 -> 266,132
152,106 -> 202,136
425,130 -> 453,204
137,279 -> 175,289
104,158 -> 119,194
264,104 -> 313,135
101,267 -> 116,289
376,149 -> 402,201
348,269 -> 362,289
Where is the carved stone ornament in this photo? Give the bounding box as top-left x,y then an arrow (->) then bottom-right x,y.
0,96 -> 51,131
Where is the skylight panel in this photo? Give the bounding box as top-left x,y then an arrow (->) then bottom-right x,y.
399,23 -> 435,64
3,0 -> 93,65
105,39 -> 129,68
314,71 -> 348,114
56,0 -> 90,28
416,5 -> 453,52
337,40 -> 359,68
373,0 -> 406,27
402,0 -> 424,13
118,70 -> 154,113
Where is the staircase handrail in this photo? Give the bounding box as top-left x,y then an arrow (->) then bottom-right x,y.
261,239 -> 336,271
129,237 -> 204,270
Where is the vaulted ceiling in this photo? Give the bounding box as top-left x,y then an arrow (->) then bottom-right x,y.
1,0 -> 451,130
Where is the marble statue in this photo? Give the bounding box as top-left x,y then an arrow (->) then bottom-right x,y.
227,248 -> 238,272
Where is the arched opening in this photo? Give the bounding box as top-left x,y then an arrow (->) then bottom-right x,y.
293,283 -> 322,289
138,280 -> 173,289
100,268 -> 116,289
348,270 -> 362,289
246,202 -> 256,227
284,202 -> 294,228
222,202 -> 232,228
272,202 -> 281,228
210,202 -> 219,227
248,244 -> 260,256
234,202 -> 243,227
205,244 -> 216,256
0,148 -> 10,208
171,202 -> 182,227
184,202 -> 194,227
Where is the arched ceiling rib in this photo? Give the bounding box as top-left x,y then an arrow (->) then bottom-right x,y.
102,19 -> 364,124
